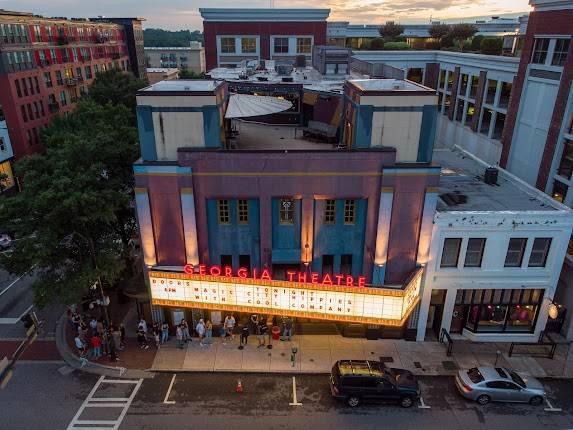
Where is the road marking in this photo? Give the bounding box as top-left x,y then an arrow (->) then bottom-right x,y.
66,375 -> 143,430
163,374 -> 177,404
0,270 -> 30,298
418,396 -> 431,409
0,305 -> 35,325
544,398 -> 562,412
289,376 -> 302,406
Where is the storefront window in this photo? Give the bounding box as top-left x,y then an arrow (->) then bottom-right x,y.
454,288 -> 544,333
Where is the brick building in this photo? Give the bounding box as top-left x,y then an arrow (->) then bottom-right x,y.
0,10 -> 145,176
199,8 -> 330,70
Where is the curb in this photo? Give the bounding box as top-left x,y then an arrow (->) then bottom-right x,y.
54,312 -> 154,379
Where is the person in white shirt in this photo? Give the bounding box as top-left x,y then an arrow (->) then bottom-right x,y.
224,314 -> 236,341
196,319 -> 206,346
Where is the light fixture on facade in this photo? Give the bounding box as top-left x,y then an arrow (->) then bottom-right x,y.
548,302 -> 559,319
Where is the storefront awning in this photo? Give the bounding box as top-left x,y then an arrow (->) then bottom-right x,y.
225,94 -> 293,119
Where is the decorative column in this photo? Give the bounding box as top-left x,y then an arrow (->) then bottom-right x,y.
300,198 -> 315,265
372,187 -> 394,285
180,187 -> 200,266
470,71 -> 488,132
135,187 -> 157,267
416,187 -> 438,266
447,66 -> 461,121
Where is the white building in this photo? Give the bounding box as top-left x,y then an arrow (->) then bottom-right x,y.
144,42 -> 205,74
417,147 -> 573,342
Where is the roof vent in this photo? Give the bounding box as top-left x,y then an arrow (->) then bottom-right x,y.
282,76 -> 293,83
257,76 -> 268,82
439,192 -> 468,206
484,167 -> 498,185
392,82 -> 403,90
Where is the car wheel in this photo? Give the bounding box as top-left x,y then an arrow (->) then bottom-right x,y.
476,394 -> 491,405
346,396 -> 360,407
400,396 -> 414,408
529,396 -> 543,406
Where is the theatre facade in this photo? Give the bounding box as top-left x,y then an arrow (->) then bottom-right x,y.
133,78 -> 439,338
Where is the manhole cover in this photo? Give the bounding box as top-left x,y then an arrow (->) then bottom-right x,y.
442,360 -> 457,371
414,361 -> 422,368
310,358 -> 314,362
281,352 -> 286,357
379,356 -> 394,363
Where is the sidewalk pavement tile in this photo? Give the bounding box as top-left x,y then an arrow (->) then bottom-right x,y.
330,348 -> 366,364
299,335 -> 330,349
152,345 -> 186,370
300,348 -> 331,373
183,344 -> 216,371
242,348 -> 272,371
214,346 -> 244,371
329,336 -> 365,349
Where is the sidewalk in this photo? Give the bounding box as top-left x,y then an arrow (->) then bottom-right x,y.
150,334 -> 573,378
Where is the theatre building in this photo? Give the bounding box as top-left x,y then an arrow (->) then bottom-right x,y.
133,77 -> 439,338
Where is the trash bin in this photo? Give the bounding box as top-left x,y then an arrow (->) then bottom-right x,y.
272,326 -> 281,340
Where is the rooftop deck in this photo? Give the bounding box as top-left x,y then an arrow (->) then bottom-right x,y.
230,120 -> 338,150
434,148 -> 561,212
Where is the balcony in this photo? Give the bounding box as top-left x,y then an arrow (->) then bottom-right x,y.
65,78 -> 78,86
112,52 -> 121,60
39,59 -> 51,67
57,35 -> 69,46
95,35 -> 109,44
48,102 -> 60,113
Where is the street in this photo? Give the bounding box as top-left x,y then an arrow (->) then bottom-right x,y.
1,362 -> 573,430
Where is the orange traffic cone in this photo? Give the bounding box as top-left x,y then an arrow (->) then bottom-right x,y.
236,379 -> 243,393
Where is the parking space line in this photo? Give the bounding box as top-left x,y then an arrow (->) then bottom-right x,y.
289,376 -> 302,406
418,397 -> 431,409
163,374 -> 177,405
544,398 -> 562,412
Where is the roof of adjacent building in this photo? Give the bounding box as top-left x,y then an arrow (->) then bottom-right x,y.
144,44 -> 203,51
138,79 -> 222,94
146,68 -> 179,74
348,79 -> 435,94
199,8 -> 330,22
434,148 -> 566,212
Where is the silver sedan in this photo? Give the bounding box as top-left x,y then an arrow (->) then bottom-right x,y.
455,366 -> 546,405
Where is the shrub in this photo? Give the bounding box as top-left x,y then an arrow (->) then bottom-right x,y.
379,22 -> 404,40
383,42 -> 410,50
369,38 -> 385,50
480,37 -> 503,55
425,40 -> 441,50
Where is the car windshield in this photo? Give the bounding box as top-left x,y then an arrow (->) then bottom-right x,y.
509,371 -> 525,388
467,368 -> 484,383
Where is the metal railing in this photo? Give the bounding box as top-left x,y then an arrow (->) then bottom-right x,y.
508,341 -> 557,359
439,328 -> 454,357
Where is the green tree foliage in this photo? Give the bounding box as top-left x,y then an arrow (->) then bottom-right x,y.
179,70 -> 206,79
440,33 -> 455,48
449,24 -> 478,51
0,102 -> 140,307
383,42 -> 410,50
86,69 -> 148,123
379,22 -> 404,41
480,37 -> 503,55
471,35 -> 485,51
369,38 -> 385,50
428,23 -> 450,40
143,28 -> 203,47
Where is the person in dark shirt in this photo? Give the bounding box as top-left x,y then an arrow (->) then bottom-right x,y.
240,325 -> 250,345
257,320 -> 268,348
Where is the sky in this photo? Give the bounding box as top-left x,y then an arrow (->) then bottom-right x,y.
0,0 -> 531,30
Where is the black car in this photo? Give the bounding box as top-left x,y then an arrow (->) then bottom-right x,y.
330,360 -> 420,408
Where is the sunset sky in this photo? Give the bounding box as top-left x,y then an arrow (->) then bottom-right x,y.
0,0 -> 531,30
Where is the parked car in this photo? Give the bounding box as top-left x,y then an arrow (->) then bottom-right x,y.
455,366 -> 546,405
0,233 -> 12,250
330,360 -> 420,408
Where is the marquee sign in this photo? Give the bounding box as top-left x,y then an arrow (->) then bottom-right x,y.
149,266 -> 423,326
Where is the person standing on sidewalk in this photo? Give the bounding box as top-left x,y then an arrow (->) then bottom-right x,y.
75,334 -> 86,358
205,320 -> 213,345
89,317 -> 98,336
180,319 -> 190,343
119,323 -> 126,348
90,333 -> 102,359
257,320 -> 268,348
196,319 -> 206,346
224,314 -> 236,341
281,317 -> 293,341
176,324 -> 184,349
112,325 -> 122,351
240,324 -> 250,346
161,321 -> 169,344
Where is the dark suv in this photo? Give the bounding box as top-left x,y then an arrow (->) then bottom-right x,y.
330,360 -> 420,408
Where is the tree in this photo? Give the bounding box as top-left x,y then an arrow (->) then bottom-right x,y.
471,35 -> 485,51
383,42 -> 410,50
440,33 -> 455,48
449,24 -> 478,51
379,22 -> 404,41
86,69 -> 148,123
480,37 -> 503,55
428,23 -> 450,40
179,70 -> 206,79
0,102 -> 140,307
369,38 -> 385,50
143,29 -> 203,47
